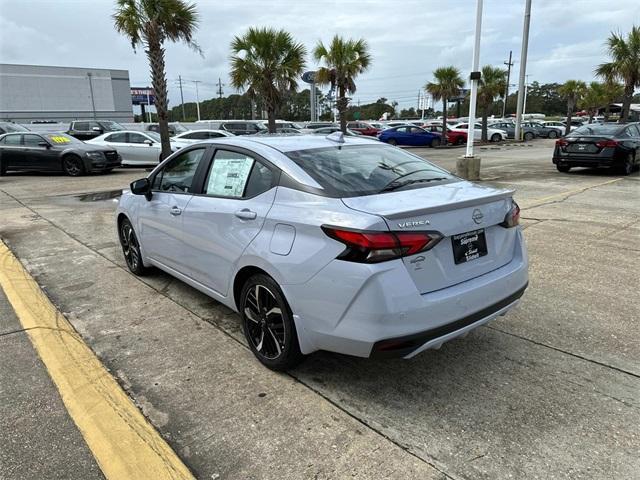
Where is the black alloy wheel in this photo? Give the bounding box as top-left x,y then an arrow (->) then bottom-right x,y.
118,218 -> 149,276
524,132 -> 535,141
557,165 -> 571,173
62,155 -> 84,176
548,130 -> 558,139
241,274 -> 304,371
491,133 -> 501,142
619,153 -> 634,176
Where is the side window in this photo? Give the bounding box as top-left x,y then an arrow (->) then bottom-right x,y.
204,150 -> 256,198
189,132 -> 209,140
148,125 -> 160,133
23,134 -> 44,147
626,124 -> 640,136
105,132 -> 128,143
88,122 -> 101,130
74,122 -> 89,131
155,148 -> 206,193
208,132 -> 224,138
129,133 -> 148,144
4,134 -> 22,145
244,161 -> 275,198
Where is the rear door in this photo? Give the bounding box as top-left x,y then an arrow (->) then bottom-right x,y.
138,146 -> 209,273
180,148 -> 278,295
0,134 -> 24,167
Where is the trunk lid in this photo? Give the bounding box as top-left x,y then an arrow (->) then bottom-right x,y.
342,181 -> 518,294
562,135 -> 614,155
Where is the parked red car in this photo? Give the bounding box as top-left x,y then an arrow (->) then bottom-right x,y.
347,121 -> 380,137
425,125 -> 467,145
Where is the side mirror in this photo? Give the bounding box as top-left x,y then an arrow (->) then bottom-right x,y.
37,141 -> 50,148
144,139 -> 153,146
130,178 -> 151,199
92,127 -> 103,133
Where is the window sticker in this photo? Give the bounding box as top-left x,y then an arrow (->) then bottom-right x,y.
48,135 -> 71,144
206,157 -> 254,197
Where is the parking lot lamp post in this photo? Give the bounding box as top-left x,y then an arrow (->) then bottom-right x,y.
193,80 -> 201,122
514,0 -> 532,141
87,73 -> 97,120
459,0 -> 483,180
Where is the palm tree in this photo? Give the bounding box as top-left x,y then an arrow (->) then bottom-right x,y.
230,27 -> 306,133
595,26 -> 640,123
425,67 -> 465,143
580,82 -> 606,123
558,80 -> 587,135
113,0 -> 200,159
313,36 -> 371,133
477,66 -> 507,141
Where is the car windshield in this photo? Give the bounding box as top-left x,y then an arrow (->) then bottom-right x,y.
286,144 -> 455,197
1,123 -> 30,133
569,124 -> 622,136
146,132 -> 162,142
44,133 -> 84,145
171,124 -> 189,133
100,121 -> 125,132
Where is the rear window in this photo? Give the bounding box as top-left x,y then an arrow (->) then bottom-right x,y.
286,144 -> 455,198
569,124 -> 623,136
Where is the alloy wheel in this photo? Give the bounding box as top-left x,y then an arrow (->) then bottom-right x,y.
244,284 -> 286,360
120,222 -> 141,271
63,156 -> 83,176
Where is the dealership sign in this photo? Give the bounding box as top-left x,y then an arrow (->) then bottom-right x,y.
131,87 -> 155,105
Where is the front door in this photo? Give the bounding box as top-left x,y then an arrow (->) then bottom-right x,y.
22,134 -> 59,171
180,148 -> 278,296
137,147 -> 208,272
127,132 -> 160,164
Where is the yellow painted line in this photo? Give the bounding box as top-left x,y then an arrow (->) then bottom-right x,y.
0,242 -> 194,480
522,177 -> 622,209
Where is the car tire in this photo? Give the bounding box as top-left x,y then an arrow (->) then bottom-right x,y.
524,132 -> 535,141
118,218 -> 150,276
240,274 -> 305,371
619,153 -> 634,176
430,137 -> 441,148
62,155 -> 85,176
0,159 -> 6,176
387,138 -> 397,146
548,130 -> 558,139
491,133 -> 501,142
557,165 -> 571,173
456,137 -> 465,145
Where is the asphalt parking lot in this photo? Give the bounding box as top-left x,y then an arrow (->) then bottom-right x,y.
1,139 -> 638,479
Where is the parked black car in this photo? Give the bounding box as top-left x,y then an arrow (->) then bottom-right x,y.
0,132 -> 120,176
67,120 -> 125,140
0,122 -> 30,135
553,122 -> 640,175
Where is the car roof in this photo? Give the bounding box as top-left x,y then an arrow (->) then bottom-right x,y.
198,133 -> 377,153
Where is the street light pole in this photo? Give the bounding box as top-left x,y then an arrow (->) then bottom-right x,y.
514,0 -> 532,141
502,50 -> 513,118
87,73 -> 97,120
465,0 -> 483,159
193,80 -> 201,122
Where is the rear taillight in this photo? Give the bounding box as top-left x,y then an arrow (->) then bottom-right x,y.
556,138 -> 568,147
595,139 -> 618,148
500,200 -> 520,228
322,226 -> 442,263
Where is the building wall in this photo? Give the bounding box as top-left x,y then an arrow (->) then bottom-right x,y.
0,64 -> 134,123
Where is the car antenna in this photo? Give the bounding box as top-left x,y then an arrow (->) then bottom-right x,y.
326,131 -> 345,144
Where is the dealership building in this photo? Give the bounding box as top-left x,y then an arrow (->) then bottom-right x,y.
0,63 -> 134,123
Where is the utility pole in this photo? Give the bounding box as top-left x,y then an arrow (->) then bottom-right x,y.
216,78 -> 224,99
502,50 -> 513,118
193,80 -> 201,121
178,75 -> 186,121
523,74 -> 530,119
514,0 -> 532,141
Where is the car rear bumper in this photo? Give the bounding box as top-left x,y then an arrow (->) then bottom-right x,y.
552,153 -> 619,168
285,228 -> 528,358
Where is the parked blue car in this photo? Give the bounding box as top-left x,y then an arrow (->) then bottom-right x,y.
378,126 -> 442,147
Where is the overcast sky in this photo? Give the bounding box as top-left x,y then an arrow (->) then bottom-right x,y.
1,0 -> 639,112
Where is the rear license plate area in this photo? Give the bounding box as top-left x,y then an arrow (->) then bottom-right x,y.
452,229 -> 488,264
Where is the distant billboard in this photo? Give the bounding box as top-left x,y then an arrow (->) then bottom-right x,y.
131,87 -> 155,105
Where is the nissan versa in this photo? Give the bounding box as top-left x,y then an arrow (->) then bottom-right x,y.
116,134 -> 528,370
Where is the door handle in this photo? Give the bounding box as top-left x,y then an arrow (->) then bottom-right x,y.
235,208 -> 257,220
169,206 -> 182,216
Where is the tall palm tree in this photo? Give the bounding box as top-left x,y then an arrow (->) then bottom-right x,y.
114,0 -> 199,159
425,67 -> 465,142
558,80 -> 587,135
595,26 -> 640,123
477,65 -> 507,141
314,36 -> 371,133
580,82 -> 607,123
230,27 -> 306,133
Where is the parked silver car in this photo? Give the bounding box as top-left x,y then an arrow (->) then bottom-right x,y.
116,134 -> 528,370
87,130 -> 179,165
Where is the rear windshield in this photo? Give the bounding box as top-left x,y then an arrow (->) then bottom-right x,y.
286,144 -> 455,197
1,123 -> 29,133
100,121 -> 125,132
570,124 -> 622,136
